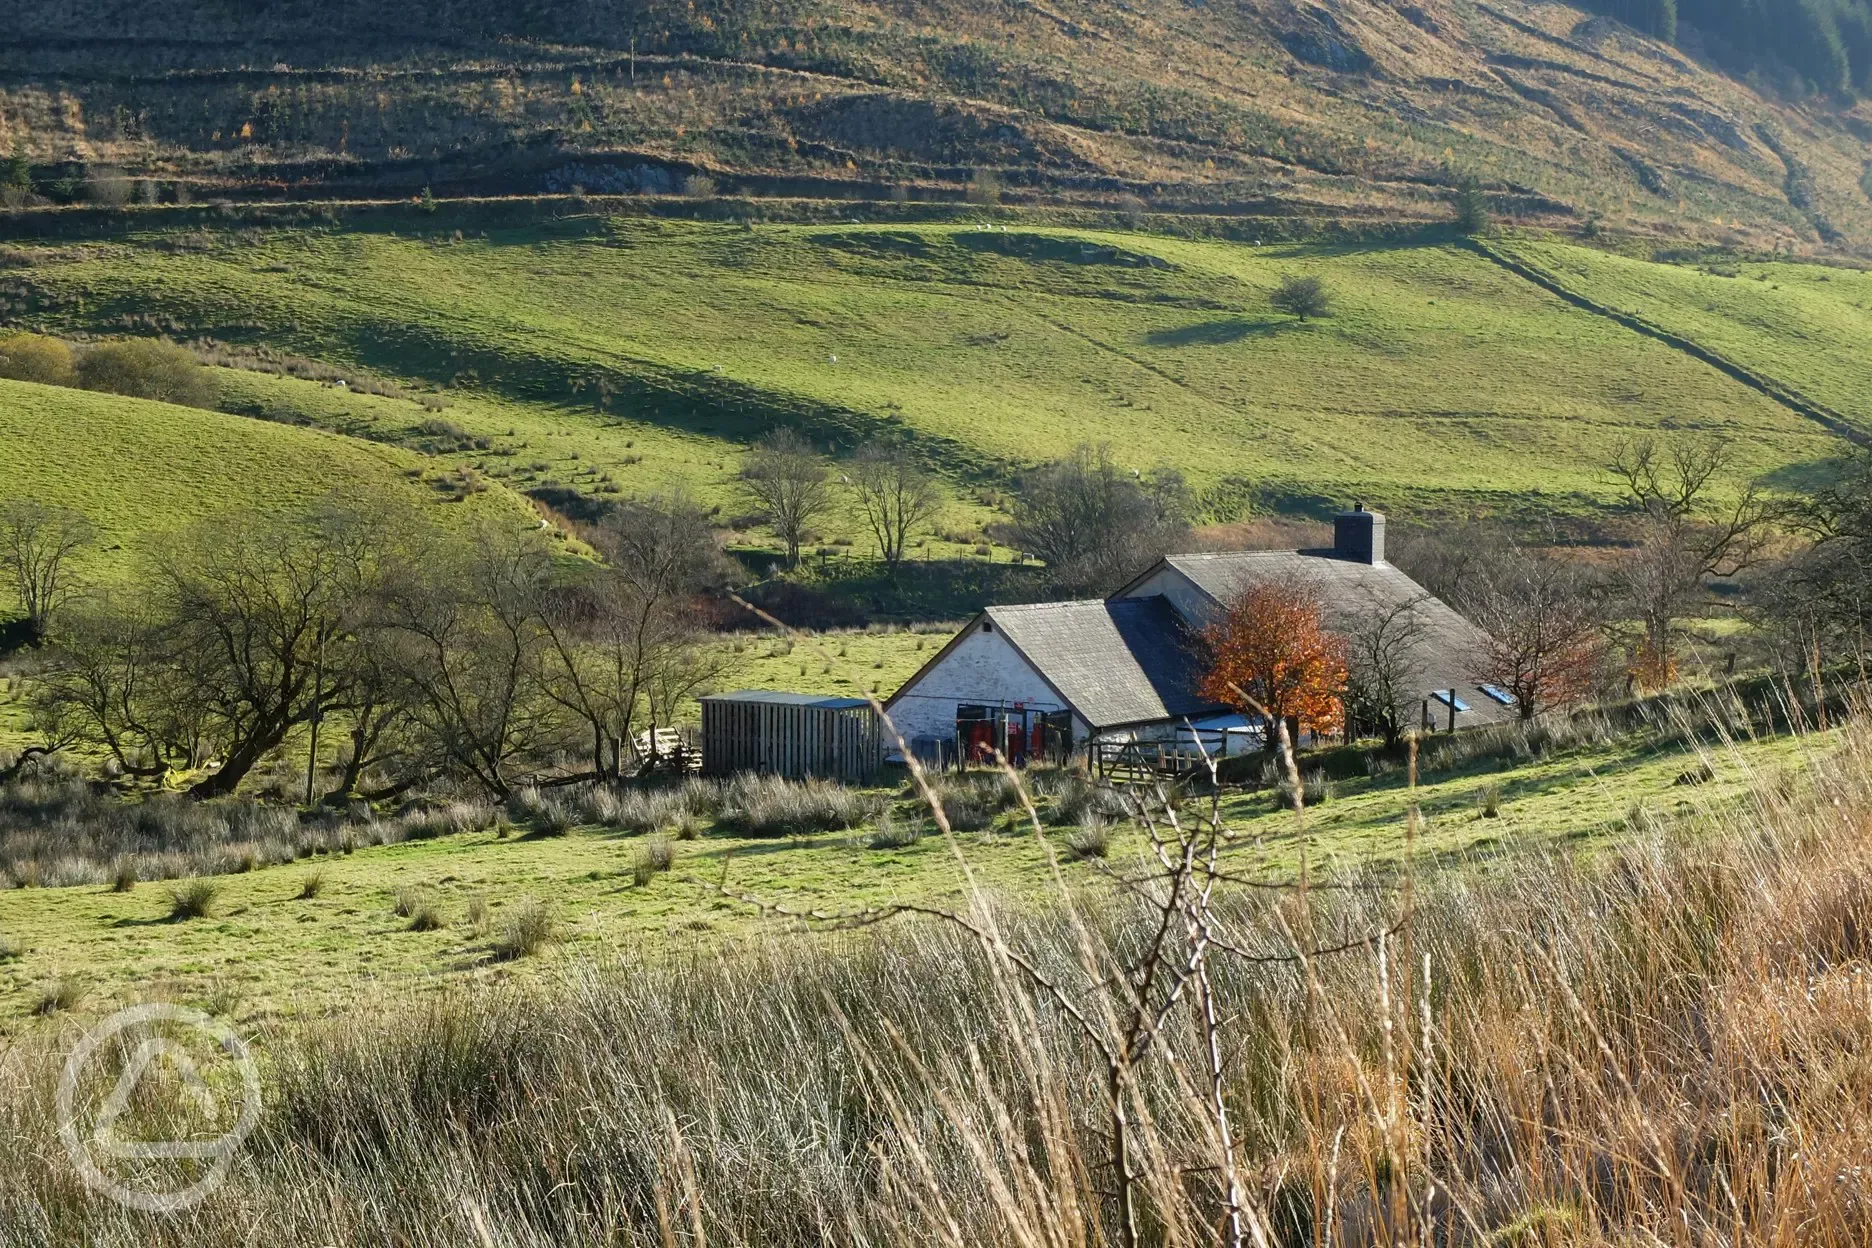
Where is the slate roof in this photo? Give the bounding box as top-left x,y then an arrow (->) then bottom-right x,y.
985,595 -> 1227,729
1131,551 -> 1515,724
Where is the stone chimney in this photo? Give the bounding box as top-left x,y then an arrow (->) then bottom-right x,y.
1333,502 -> 1385,564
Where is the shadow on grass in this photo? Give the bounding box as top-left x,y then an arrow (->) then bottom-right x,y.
691,833 -> 846,864
1144,316 -> 1292,346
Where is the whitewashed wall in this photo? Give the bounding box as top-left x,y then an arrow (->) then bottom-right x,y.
883,620 -> 1082,745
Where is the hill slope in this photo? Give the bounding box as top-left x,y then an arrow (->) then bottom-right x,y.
0,377 -> 539,577
2,217 -> 1856,528
3,0 -> 1871,251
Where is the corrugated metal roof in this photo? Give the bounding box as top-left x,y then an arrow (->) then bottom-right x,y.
1150,551 -> 1515,724
986,596 -> 1224,729
700,691 -> 872,709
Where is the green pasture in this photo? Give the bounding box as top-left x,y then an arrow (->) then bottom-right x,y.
1499,239 -> 1872,457
0,722 -> 1828,1028
5,215 -> 1852,530
710,627 -> 947,705
0,377 -> 540,579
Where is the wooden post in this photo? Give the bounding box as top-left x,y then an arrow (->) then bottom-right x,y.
1447,689 -> 1457,733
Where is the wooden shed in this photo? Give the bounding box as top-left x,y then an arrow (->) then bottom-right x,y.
699,691 -> 884,782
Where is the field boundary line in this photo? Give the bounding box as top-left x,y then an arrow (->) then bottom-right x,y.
1463,236 -> 1870,448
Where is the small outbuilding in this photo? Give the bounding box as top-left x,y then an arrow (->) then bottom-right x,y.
699,691 -> 884,783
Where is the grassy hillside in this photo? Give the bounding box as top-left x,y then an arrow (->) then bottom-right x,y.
1498,238 -> 1872,445
0,717 -> 1824,1024
3,217 -> 1853,529
0,377 -> 539,577
3,0 -> 1871,252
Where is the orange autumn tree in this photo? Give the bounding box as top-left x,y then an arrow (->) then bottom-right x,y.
1198,576 -> 1349,745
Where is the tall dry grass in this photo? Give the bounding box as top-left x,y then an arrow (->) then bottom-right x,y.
3,719 -> 1871,1244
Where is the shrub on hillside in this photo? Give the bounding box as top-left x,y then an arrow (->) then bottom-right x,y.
965,169 -> 1002,205
83,167 -> 131,208
0,332 -> 73,386
1270,274 -> 1332,322
75,338 -> 217,408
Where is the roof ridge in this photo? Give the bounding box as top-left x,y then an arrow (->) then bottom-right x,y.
988,598 -> 1108,612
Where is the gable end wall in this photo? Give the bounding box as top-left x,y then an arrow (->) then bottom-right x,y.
1116,567 -> 1218,628
884,624 -> 1084,744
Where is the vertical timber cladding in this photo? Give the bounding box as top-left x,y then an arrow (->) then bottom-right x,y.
700,692 -> 883,782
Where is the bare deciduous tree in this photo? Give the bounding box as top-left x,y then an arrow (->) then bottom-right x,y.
739,428 -> 834,566
1752,450 -> 1872,671
1609,437 -> 1774,689
377,524 -> 560,799
30,590 -> 202,779
1385,518 -> 1509,611
538,495 -> 732,778
1346,596 -> 1428,746
1469,546 -> 1605,719
159,503 -> 388,798
0,500 -> 93,643
1008,443 -> 1191,594
847,441 -> 943,570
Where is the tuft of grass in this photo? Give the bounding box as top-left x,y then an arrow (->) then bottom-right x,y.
493,899 -> 556,960
508,787 -> 577,836
1479,784 -> 1503,819
297,869 -> 326,900
33,977 -> 85,1016
0,935 -> 21,962
869,813 -> 924,850
633,836 -> 675,888
166,879 -> 221,920
109,857 -> 137,893
716,774 -> 880,838
465,894 -> 491,935
405,899 -> 446,932
1063,817 -> 1112,861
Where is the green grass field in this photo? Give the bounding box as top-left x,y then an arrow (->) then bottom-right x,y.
706,626 -> 947,706
0,721 -> 1827,1027
6,214 -> 1855,534
0,376 -> 540,578
1500,238 -> 1872,453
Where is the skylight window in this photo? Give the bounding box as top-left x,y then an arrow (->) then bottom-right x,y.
1430,690 -> 1471,712
1479,684 -> 1516,706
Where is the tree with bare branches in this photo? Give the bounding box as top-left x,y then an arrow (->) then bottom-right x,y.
846,441 -> 943,570
1009,442 -> 1191,593
739,428 -> 834,566
1469,546 -> 1605,719
376,524 -> 561,799
159,501 -> 391,799
0,500 -> 92,644
1609,437 -> 1774,689
537,495 -> 732,778
1346,595 -> 1429,746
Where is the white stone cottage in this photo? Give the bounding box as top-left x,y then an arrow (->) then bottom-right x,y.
882,507 -> 1515,766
